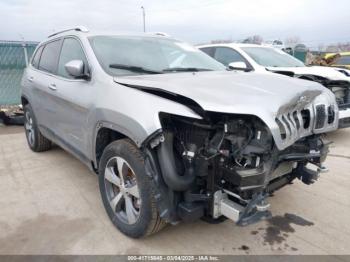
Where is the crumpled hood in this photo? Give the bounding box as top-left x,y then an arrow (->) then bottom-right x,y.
267,65 -> 350,81
114,70 -> 338,150
114,71 -> 326,116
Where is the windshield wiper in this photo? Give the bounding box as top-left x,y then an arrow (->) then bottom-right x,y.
109,64 -> 162,74
162,67 -> 213,72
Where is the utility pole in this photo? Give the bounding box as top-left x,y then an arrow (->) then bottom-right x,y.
141,6 -> 146,32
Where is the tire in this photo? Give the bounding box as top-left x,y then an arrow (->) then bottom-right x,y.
98,139 -> 166,238
23,104 -> 52,152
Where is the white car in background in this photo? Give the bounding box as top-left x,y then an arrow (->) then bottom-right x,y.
198,43 -> 350,128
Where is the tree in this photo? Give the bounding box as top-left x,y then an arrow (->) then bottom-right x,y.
242,35 -> 263,44
285,36 -> 301,48
317,43 -> 325,52
210,38 -> 232,44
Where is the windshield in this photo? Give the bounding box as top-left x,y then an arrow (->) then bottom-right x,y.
334,55 -> 350,65
242,47 -> 305,67
89,35 -> 225,76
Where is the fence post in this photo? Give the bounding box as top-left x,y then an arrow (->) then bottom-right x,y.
22,42 -> 28,67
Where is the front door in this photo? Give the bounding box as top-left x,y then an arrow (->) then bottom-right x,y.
50,37 -> 92,158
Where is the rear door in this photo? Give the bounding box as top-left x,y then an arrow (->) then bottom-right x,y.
30,39 -> 62,135
50,37 -> 92,158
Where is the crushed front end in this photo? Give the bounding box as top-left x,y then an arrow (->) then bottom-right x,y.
143,92 -> 338,226
296,74 -> 350,128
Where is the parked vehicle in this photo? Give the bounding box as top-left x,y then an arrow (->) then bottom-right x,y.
325,52 -> 350,70
199,43 -> 350,128
22,27 -> 338,238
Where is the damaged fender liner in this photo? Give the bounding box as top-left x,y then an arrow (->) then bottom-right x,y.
115,81 -> 207,119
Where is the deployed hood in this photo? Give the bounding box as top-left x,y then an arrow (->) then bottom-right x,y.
266,65 -> 350,82
114,71 -> 325,117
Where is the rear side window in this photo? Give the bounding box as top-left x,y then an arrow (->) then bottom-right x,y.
38,40 -> 61,74
214,47 -> 246,66
57,38 -> 88,78
31,45 -> 44,69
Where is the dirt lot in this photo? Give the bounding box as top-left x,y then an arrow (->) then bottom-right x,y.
0,126 -> 349,255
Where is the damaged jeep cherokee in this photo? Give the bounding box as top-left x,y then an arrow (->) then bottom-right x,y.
21,27 -> 339,238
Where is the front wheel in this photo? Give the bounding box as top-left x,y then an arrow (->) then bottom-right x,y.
98,139 -> 165,238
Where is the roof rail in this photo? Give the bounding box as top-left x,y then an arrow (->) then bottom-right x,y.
48,26 -> 89,38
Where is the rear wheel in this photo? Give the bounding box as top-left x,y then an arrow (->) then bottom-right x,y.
98,139 -> 166,238
24,104 -> 52,152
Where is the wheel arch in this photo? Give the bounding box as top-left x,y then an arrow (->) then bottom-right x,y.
21,95 -> 30,107
94,125 -> 126,171
92,122 -> 148,172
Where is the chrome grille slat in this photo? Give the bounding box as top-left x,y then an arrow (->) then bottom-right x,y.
287,112 -> 298,139
275,100 -> 338,147
296,110 -> 304,131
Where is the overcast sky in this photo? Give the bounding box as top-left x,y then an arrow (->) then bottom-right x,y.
1,0 -> 349,47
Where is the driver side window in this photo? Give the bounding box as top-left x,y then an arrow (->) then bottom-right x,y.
58,38 -> 88,79
214,47 -> 246,66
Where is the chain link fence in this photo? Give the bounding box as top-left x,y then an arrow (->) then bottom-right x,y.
0,41 -> 38,105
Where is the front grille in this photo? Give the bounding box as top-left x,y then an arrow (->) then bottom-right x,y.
274,96 -> 338,150
275,109 -> 309,140
328,105 -> 335,124
315,105 -> 326,129
275,102 -> 336,142
301,109 -> 311,129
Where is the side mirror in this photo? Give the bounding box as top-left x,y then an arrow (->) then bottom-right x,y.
228,61 -> 248,71
65,60 -> 87,78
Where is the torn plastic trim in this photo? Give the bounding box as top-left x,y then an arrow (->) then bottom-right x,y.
114,81 -> 207,119
140,128 -> 164,150
143,146 -> 179,223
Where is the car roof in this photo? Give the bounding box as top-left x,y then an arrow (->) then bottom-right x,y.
46,27 -> 176,42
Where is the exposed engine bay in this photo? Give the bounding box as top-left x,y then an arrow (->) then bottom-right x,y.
143,112 -> 329,225
270,70 -> 350,128
296,75 -> 350,109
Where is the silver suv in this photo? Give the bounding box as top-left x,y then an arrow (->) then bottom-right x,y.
21,27 -> 338,238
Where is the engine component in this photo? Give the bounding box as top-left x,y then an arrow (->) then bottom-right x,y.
157,132 -> 196,191
156,112 -> 330,226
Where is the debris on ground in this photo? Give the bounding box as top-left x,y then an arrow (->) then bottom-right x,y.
0,105 -> 24,126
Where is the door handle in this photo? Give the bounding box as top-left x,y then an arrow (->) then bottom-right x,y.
28,76 -> 34,82
48,83 -> 57,91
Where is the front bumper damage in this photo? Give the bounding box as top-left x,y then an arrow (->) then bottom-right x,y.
138,85 -> 336,227
212,162 -> 328,226
211,136 -> 329,226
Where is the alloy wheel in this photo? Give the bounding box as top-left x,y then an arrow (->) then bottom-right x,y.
104,156 -> 141,225
25,111 -> 35,146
